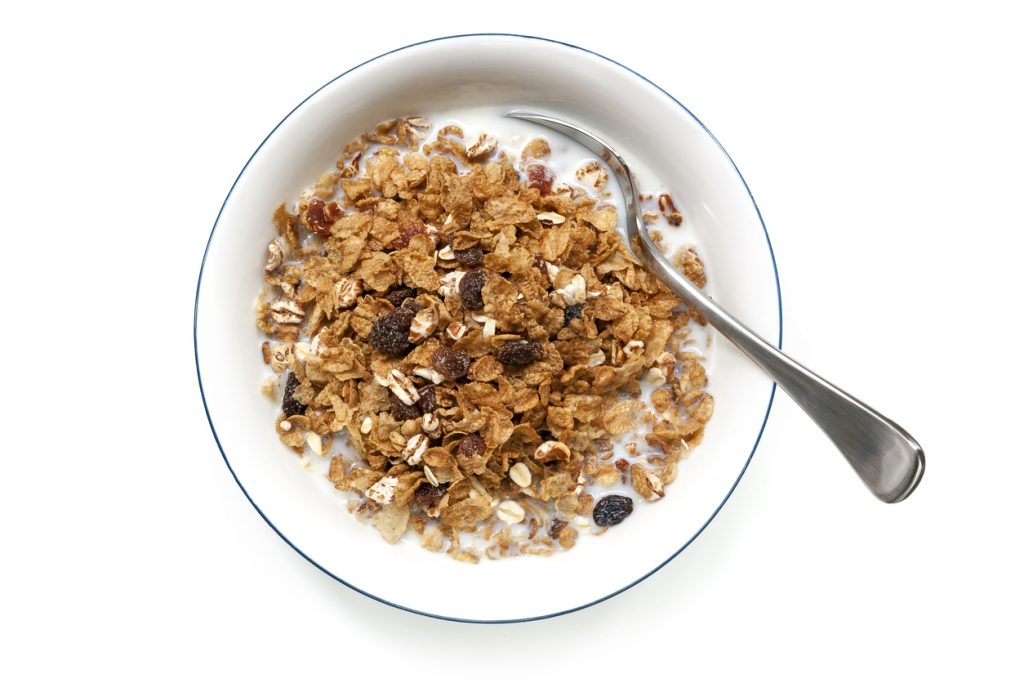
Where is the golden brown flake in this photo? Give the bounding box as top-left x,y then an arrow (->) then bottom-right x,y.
255,115 -> 713,560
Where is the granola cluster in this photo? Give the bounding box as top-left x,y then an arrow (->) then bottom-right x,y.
256,116 -> 713,561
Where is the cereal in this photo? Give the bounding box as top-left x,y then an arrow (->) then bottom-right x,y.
256,116 -> 713,559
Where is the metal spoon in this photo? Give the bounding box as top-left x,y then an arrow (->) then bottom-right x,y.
507,110 -> 925,503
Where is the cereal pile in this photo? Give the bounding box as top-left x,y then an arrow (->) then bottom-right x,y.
256,116 -> 713,561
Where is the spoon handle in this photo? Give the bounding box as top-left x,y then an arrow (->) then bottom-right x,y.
634,232 -> 925,503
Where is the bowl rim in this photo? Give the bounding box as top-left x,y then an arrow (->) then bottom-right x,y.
193,32 -> 783,623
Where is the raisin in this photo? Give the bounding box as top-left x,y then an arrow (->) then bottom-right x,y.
282,372 -> 304,417
417,384 -> 437,413
549,519 -> 567,539
563,303 -> 584,327
384,287 -> 417,307
527,164 -> 554,195
592,495 -> 634,527
495,340 -> 545,366
389,394 -> 421,421
369,306 -> 414,356
458,268 -> 486,310
305,199 -> 339,237
413,482 -> 445,510
432,346 -> 471,380
389,220 -> 426,250
453,247 -> 484,267
458,433 -> 485,459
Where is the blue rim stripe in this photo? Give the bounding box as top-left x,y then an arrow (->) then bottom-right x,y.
194,32 -> 783,624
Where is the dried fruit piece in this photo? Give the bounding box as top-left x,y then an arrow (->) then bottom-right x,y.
417,384 -> 437,413
384,286 -> 417,307
389,394 -> 421,421
453,247 -> 484,267
282,372 -> 304,417
369,306 -> 414,356
563,303 -> 584,327
458,434 -> 485,460
431,346 -> 471,380
305,198 -> 340,236
592,494 -> 634,527
389,220 -> 426,250
413,482 -> 445,509
458,268 -> 486,310
549,519 -> 567,539
495,340 -> 545,366
527,164 -> 554,195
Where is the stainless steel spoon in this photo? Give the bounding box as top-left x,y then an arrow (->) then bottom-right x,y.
507,110 -> 925,503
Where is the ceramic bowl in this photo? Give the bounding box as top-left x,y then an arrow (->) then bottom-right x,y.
195,34 -> 781,622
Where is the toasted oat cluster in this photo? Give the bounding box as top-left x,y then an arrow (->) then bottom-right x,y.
255,116 -> 713,561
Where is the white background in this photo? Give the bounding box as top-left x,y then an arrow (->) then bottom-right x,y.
2,1 -> 1021,680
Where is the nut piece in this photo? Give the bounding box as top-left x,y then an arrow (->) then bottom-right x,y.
658,193 -> 683,226
536,211 -> 566,225
555,273 -> 587,306
587,349 -> 606,368
269,299 -> 304,324
446,321 -> 468,341
574,515 -> 592,532
408,308 -> 438,343
437,245 -> 455,262
544,261 -> 560,283
471,314 -> 497,338
496,500 -> 526,525
268,343 -> 293,373
509,462 -> 532,488
413,366 -> 445,384
421,412 -> 440,437
534,440 -> 571,462
265,240 -> 284,272
438,270 -> 466,298
359,416 -> 374,434
403,433 -> 429,465
576,160 -> 608,190
367,476 -> 398,505
656,351 -> 676,380
623,340 -> 645,354
386,369 -> 420,406
630,463 -> 665,501
306,433 -> 325,456
335,277 -> 362,309
466,133 -> 498,159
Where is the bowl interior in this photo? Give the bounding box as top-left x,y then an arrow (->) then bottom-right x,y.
195,35 -> 779,621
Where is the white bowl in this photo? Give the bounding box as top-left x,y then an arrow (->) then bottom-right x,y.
195,34 -> 781,622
